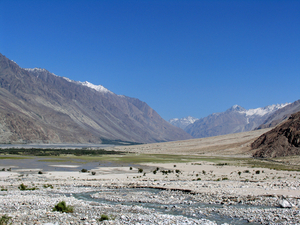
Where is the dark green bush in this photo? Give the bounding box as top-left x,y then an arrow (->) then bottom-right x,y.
81,168 -> 88,173
53,201 -> 73,213
18,183 -> 27,191
43,184 -> 53,189
18,183 -> 37,191
99,214 -> 109,221
0,214 -> 11,225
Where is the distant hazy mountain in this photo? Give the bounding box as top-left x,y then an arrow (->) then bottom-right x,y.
0,53 -> 192,144
184,104 -> 289,138
168,116 -> 199,129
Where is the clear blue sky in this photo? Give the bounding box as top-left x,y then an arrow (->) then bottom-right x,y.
1,0 -> 299,120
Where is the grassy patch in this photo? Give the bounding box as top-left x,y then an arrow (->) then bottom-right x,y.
0,155 -> 32,160
0,148 -> 125,157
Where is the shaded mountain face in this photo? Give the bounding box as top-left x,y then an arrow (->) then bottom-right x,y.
252,111 -> 300,158
184,104 -> 288,138
0,53 -> 192,144
255,99 -> 300,130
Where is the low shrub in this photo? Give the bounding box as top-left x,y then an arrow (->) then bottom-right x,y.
138,168 -> 143,173
98,214 -> 116,221
43,184 -> 53,189
38,171 -> 43,174
53,201 -> 73,213
99,214 -> 109,221
18,183 -> 27,191
0,214 -> 11,225
81,168 -> 88,173
91,171 -> 96,175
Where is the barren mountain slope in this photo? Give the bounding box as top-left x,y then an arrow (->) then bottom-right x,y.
252,111 -> 300,158
0,53 -> 192,144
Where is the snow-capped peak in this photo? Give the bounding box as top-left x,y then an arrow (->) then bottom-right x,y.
79,81 -> 112,94
240,103 -> 290,117
62,77 -> 113,94
25,67 -> 58,77
169,116 -> 199,129
25,68 -> 47,72
226,105 -> 246,112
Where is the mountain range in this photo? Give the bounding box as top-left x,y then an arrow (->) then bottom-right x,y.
0,53 -> 192,144
169,103 -> 300,138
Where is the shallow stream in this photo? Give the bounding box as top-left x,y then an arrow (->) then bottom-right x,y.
72,188 -> 268,225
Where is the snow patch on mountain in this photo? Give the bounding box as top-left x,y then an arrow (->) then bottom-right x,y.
169,116 -> 198,129
237,103 -> 290,117
25,68 -> 58,76
62,77 -> 113,94
79,81 -> 112,94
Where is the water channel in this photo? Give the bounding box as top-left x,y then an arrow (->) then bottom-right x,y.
71,187 -> 267,225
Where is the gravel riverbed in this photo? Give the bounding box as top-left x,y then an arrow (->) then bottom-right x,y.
1,160 -> 300,225
1,176 -> 300,225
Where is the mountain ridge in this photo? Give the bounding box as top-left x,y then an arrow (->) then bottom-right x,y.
0,53 -> 192,144
181,103 -> 289,138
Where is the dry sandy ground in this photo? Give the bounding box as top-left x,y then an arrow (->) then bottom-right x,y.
1,129 -> 300,200
112,128 -> 272,156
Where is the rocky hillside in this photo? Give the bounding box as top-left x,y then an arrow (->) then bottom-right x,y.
0,53 -> 192,144
252,111 -> 300,158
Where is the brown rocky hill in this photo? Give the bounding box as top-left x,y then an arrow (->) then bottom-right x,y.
252,111 -> 300,158
0,53 -> 192,144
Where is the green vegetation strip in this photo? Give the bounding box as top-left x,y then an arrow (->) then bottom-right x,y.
1,147 -> 299,171
0,148 -> 125,156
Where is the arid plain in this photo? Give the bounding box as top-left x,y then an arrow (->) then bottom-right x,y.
1,128 -> 300,224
